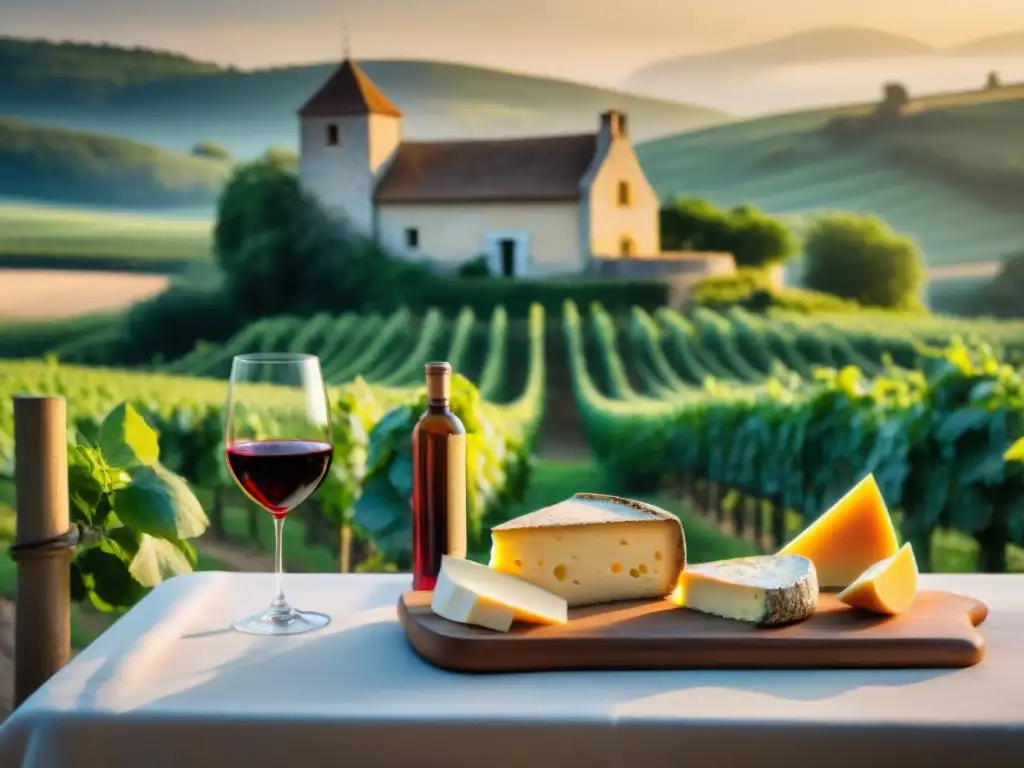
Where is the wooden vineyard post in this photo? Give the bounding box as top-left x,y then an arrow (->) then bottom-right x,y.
12,396 -> 72,707
709,483 -> 723,526
247,505 -> 261,548
750,495 -> 765,551
770,494 -> 787,551
681,473 -> 694,506
209,488 -> 226,540
340,523 -> 352,573
732,492 -> 748,542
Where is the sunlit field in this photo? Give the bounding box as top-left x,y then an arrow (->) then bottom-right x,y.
0,201 -> 212,265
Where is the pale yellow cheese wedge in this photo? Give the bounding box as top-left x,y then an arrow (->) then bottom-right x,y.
836,542 -> 918,616
777,474 -> 900,589
430,555 -> 568,632
489,493 -> 686,607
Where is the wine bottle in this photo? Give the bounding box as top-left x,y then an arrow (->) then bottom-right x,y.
411,362 -> 468,590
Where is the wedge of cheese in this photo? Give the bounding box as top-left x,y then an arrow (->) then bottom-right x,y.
836,542 -> 918,616
430,555 -> 568,632
672,554 -> 818,626
489,493 -> 686,607
777,474 -> 900,589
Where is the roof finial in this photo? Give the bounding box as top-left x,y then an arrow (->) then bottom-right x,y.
342,23 -> 351,60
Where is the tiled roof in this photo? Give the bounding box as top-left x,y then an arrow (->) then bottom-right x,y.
298,59 -> 403,118
374,133 -> 598,203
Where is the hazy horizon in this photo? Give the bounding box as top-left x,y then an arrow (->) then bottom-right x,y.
7,0 -> 1024,86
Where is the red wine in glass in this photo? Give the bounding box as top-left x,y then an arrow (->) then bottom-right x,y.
224,352 -> 334,636
226,439 -> 333,518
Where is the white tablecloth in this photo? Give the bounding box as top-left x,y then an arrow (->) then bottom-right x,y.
0,572 -> 1022,768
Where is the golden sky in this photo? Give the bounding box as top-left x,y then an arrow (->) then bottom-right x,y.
7,0 -> 1024,84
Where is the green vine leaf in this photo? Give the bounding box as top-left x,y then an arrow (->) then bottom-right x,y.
128,535 -> 195,588
1004,437 -> 1024,462
175,539 -> 199,569
77,547 -> 147,612
67,461 -> 104,524
355,472 -> 408,537
99,403 -> 160,469
113,464 -> 208,541
69,561 -> 86,603
388,449 -> 414,499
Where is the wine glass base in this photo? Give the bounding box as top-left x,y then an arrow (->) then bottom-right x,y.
232,607 -> 331,636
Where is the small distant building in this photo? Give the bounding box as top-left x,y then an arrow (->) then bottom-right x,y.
297,58 -> 663,277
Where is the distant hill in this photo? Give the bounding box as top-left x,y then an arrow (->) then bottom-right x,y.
635,85 -> 1024,311
0,38 -> 728,160
620,26 -> 1024,116
0,117 -> 230,207
0,35 -> 222,88
952,32 -> 1024,57
623,27 -> 934,91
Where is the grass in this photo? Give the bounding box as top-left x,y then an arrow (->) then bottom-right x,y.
0,313 -> 121,359
636,86 -> 1024,305
0,201 -> 212,266
0,117 -> 229,209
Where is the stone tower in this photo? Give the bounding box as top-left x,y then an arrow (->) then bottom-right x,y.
297,59 -> 403,234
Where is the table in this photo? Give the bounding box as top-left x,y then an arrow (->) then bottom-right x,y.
0,572 -> 1022,768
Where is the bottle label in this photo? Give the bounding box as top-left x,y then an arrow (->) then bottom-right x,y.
446,433 -> 468,559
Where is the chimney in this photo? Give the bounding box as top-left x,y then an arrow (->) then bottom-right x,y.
600,110 -> 628,141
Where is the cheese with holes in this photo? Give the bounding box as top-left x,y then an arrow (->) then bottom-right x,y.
430,555 -> 568,632
672,554 -> 818,626
489,493 -> 686,607
777,474 -> 900,589
837,542 -> 918,615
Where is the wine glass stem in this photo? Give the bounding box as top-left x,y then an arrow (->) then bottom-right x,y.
270,515 -> 289,613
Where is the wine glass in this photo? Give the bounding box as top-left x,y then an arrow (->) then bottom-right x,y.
224,353 -> 333,635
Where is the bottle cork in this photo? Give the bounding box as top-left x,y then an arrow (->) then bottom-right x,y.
425,362 -> 451,402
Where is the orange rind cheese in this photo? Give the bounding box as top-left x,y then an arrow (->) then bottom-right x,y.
777,474 -> 900,590
836,542 -> 918,615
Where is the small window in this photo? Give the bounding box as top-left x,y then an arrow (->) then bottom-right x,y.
405,227 -> 419,249
326,124 -> 339,146
617,180 -> 631,207
620,236 -> 635,257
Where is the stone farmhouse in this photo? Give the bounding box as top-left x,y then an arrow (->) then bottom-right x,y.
295,58 -> 684,278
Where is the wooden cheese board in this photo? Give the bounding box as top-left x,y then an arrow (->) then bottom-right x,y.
397,589 -> 989,672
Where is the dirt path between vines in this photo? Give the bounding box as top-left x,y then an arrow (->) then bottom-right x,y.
196,539 -> 275,571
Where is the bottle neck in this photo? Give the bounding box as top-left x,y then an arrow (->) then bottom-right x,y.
427,399 -> 449,413
425,371 -> 450,406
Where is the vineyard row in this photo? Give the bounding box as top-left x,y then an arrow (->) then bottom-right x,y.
564,300 -> 1024,573
5,300 -> 1024,578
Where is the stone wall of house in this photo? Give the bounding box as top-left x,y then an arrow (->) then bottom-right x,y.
587,251 -> 738,304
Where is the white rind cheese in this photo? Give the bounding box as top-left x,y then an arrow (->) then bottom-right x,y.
673,555 -> 818,626
489,493 -> 687,607
430,555 -> 568,632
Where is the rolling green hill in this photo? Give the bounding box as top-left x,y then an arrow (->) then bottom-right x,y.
0,35 -> 222,88
636,86 -> 1024,309
1,38 -> 728,159
0,117 -> 230,207
0,201 -> 212,267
